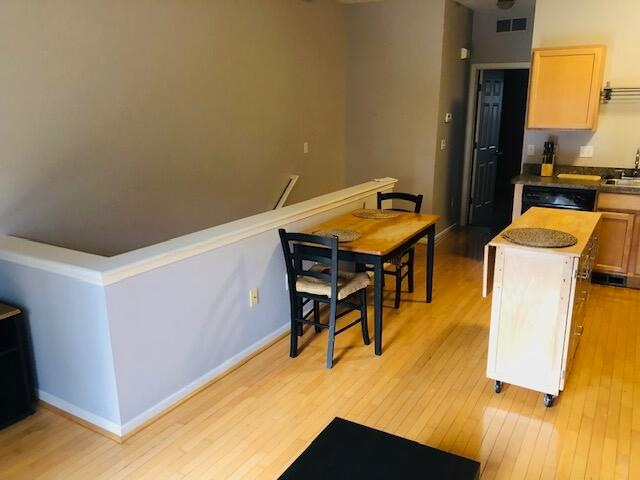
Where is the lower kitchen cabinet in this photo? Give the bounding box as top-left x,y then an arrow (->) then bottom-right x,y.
595,193 -> 640,288
594,211 -> 634,273
483,208 -> 600,407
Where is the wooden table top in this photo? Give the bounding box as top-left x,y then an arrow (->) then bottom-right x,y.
489,207 -> 601,257
304,210 -> 440,256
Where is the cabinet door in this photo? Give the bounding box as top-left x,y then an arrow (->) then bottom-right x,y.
527,45 -> 605,130
594,212 -> 634,274
629,215 -> 640,278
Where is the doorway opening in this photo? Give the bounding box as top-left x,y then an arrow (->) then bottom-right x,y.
465,67 -> 529,231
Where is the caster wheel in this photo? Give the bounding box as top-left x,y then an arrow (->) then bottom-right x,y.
543,394 -> 554,408
494,381 -> 503,394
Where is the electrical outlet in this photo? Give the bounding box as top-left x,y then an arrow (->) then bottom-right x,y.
249,288 -> 259,308
440,139 -> 447,151
527,145 -> 536,156
444,113 -> 453,123
579,145 -> 594,158
303,142 -> 309,154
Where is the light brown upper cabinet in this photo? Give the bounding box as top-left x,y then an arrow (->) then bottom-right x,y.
527,45 -> 606,130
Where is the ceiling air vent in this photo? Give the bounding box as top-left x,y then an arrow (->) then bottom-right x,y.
496,17 -> 528,33
511,17 -> 527,31
496,19 -> 511,32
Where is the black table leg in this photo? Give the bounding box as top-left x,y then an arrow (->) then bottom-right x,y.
426,224 -> 435,303
373,257 -> 384,355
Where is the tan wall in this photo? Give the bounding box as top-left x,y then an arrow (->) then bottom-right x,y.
522,0 -> 640,168
344,0 -> 446,212
433,0 -> 473,231
0,0 -> 346,256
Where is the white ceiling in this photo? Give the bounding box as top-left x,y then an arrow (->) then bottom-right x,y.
456,0 -> 535,11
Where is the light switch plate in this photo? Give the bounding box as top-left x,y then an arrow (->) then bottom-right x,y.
579,145 -> 594,158
440,139 -> 447,151
444,113 -> 453,123
527,145 -> 535,156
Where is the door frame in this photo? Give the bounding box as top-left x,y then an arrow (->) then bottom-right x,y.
459,62 -> 530,226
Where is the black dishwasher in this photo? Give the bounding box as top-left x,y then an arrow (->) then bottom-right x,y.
521,185 -> 597,213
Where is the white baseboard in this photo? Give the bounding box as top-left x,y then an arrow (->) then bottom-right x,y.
38,390 -> 123,437
417,223 -> 457,245
435,223 -> 457,243
40,323 -> 290,439
120,322 -> 290,436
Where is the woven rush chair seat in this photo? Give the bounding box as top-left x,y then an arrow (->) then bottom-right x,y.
297,265 -> 370,300
365,191 -> 424,309
279,229 -> 371,368
384,261 -> 409,276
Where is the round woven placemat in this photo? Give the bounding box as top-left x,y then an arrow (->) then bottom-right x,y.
351,208 -> 400,219
313,228 -> 362,243
502,228 -> 577,248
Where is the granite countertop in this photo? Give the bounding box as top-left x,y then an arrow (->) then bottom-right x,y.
513,164 -> 640,195
512,174 -> 601,190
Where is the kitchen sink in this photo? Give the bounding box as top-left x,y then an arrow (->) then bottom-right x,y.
602,178 -> 640,188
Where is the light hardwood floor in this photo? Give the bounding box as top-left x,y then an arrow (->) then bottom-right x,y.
1,228 -> 639,479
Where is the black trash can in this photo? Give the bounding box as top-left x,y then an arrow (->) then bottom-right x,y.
0,304 -> 36,429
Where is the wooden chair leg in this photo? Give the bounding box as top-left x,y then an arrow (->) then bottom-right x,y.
290,303 -> 299,358
313,301 -> 321,333
296,298 -> 304,336
408,248 -> 415,293
326,301 -> 337,369
360,289 -> 370,345
394,269 -> 402,309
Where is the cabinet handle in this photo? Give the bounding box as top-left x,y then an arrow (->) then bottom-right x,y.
576,325 -> 584,336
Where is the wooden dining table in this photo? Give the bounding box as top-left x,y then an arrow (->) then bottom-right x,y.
304,210 -> 440,355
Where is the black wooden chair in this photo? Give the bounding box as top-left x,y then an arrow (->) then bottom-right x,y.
279,229 -> 370,368
376,191 -> 424,309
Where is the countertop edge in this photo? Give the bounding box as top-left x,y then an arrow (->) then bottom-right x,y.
512,175 -> 640,195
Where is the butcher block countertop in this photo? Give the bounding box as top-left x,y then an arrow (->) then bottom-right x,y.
489,207 -> 602,258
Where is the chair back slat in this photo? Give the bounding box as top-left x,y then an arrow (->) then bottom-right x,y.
377,191 -> 423,213
278,229 -> 339,299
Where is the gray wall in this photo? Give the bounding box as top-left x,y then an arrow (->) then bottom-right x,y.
105,190 -> 382,425
0,262 -> 120,424
0,0 -> 346,256
522,0 -> 640,169
345,0 -> 446,212
471,4 -> 534,64
433,1 -> 473,231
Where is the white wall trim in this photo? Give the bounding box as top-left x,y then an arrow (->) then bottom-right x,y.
459,62 -> 530,226
435,223 -> 457,244
274,175 -> 300,209
38,390 -> 123,437
417,222 -> 457,245
120,323 -> 290,436
40,323 -> 292,438
102,179 -> 396,285
0,179 -> 397,286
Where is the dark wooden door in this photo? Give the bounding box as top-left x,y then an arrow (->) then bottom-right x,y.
470,70 -> 504,226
